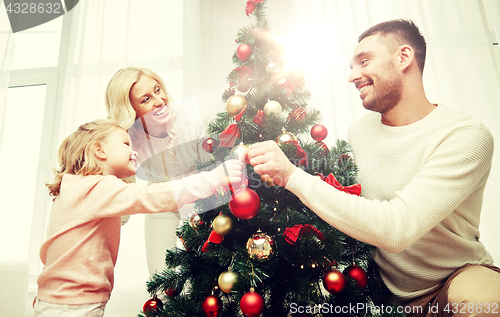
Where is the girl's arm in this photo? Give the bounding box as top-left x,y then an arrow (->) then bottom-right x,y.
84,160 -> 243,219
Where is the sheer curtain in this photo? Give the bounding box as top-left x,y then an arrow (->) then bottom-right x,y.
37,0 -> 185,313
183,0 -> 500,262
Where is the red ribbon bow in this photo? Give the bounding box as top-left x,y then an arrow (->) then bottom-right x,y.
285,140 -> 308,166
245,0 -> 264,17
201,230 -> 224,253
234,66 -> 254,78
219,109 -> 245,148
317,173 -> 361,196
284,224 -> 324,246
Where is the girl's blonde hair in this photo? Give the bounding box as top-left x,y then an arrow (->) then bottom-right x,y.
104,67 -> 178,139
46,119 -> 122,197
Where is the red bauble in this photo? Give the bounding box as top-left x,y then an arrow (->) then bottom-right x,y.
165,288 -> 181,297
240,291 -> 265,317
202,137 -> 219,153
229,188 -> 261,220
343,265 -> 368,289
310,124 -> 328,142
201,295 -> 223,317
143,296 -> 163,314
236,44 -> 252,60
322,269 -> 346,294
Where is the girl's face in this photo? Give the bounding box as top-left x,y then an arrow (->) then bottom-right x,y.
99,128 -> 138,179
129,74 -> 172,133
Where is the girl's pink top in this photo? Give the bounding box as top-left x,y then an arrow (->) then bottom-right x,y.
37,172 -> 220,304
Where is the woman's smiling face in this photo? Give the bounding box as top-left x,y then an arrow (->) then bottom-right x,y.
129,74 -> 172,132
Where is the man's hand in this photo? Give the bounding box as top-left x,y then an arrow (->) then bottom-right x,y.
246,141 -> 297,187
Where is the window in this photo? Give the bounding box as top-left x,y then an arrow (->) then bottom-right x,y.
0,85 -> 47,263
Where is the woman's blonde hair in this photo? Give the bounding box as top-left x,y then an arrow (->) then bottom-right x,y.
104,67 -> 178,135
46,119 -> 122,197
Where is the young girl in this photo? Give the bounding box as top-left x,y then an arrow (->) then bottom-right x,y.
34,119 -> 243,317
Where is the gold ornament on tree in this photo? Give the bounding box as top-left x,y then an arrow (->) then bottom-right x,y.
226,95 -> 248,116
212,214 -> 233,236
276,128 -> 297,145
229,142 -> 249,164
263,100 -> 282,117
218,270 -> 238,293
246,231 -> 275,262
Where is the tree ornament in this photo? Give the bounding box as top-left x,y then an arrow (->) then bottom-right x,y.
253,109 -> 265,126
287,106 -> 307,123
286,69 -> 305,87
226,95 -> 248,116
338,153 -> 353,165
143,295 -> 163,314
261,174 -> 274,186
322,269 -> 346,294
165,287 -> 181,297
229,188 -> 260,220
240,290 -> 265,317
276,128 -> 297,145
310,124 -> 328,142
263,100 -> 282,117
343,265 -> 368,289
189,213 -> 204,228
213,214 -> 233,236
237,75 -> 253,92
218,271 -> 238,293
276,76 -> 294,95
237,44 -> 252,60
266,61 -> 280,74
202,137 -> 219,153
201,295 -> 223,317
246,231 -> 275,262
229,142 -> 250,163
315,141 -> 329,155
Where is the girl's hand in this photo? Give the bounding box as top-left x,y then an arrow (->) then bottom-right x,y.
215,159 -> 244,188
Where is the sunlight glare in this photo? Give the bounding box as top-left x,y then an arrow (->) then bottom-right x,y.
277,23 -> 340,78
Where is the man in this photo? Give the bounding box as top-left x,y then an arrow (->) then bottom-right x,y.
247,19 -> 500,316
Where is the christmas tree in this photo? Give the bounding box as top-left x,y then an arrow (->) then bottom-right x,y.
140,1 -> 402,316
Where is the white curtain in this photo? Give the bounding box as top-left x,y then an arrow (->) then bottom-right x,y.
0,0 -> 14,152
47,0 -> 185,312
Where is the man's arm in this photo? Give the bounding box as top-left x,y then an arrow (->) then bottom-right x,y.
248,127 -> 493,253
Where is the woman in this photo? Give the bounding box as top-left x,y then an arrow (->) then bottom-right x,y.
105,67 -> 212,275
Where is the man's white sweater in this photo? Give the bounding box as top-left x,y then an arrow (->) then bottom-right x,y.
285,105 -> 494,302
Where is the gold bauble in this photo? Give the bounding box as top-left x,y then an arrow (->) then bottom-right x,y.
229,143 -> 250,164
261,174 -> 275,186
263,100 -> 282,117
246,231 -> 275,262
218,271 -> 238,293
226,95 -> 248,117
213,214 -> 233,236
276,128 -> 297,145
